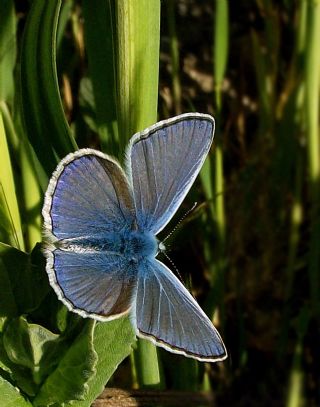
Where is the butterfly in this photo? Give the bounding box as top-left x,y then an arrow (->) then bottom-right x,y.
42,113 -> 227,362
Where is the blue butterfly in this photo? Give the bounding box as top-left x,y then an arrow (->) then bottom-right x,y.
42,113 -> 227,362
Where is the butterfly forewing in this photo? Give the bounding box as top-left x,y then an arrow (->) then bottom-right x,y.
126,113 -> 214,234
43,149 -> 135,240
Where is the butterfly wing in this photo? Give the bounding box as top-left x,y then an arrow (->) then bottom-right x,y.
126,113 -> 214,234
42,149 -> 137,320
43,149 -> 135,240
134,259 -> 227,362
46,249 -> 136,320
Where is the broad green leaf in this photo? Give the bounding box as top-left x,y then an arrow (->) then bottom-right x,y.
33,320 -> 97,406
0,243 -> 49,315
69,317 -> 136,407
0,318 -> 84,398
0,0 -> 16,103
82,0 -> 118,155
3,318 -> 62,383
0,376 -> 32,407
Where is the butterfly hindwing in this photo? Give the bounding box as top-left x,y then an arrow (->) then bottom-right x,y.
47,249 -> 136,320
126,113 -> 214,234
134,259 -> 227,362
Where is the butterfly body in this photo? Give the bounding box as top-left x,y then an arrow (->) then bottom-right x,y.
42,113 -> 227,362
57,229 -> 158,262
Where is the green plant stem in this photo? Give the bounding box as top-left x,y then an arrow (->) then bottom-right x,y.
114,0 -> 163,389
114,0 -> 160,154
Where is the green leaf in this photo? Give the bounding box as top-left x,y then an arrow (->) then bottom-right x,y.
0,376 -> 32,407
2,317 -> 69,396
69,317 -> 136,407
0,0 -> 16,103
3,318 -> 61,381
33,320 -> 97,406
0,318 -> 84,397
0,333 -> 38,397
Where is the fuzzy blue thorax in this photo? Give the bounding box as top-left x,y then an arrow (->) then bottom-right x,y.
119,230 -> 158,261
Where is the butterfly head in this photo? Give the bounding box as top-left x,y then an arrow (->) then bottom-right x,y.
157,241 -> 166,254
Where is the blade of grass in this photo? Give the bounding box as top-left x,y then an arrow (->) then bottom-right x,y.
20,0 -> 77,176
18,134 -> 42,250
285,306 -> 310,407
213,0 -> 229,263
214,0 -> 228,111
166,0 -> 182,115
0,0 -> 16,104
305,1 -> 320,315
199,0 -> 229,388
205,0 -> 229,325
1,101 -> 43,250
114,0 -> 163,389
0,111 -> 25,251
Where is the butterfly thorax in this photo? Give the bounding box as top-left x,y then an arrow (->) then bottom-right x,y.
120,230 -> 158,262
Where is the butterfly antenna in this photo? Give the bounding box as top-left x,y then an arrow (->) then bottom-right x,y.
162,251 -> 184,282
162,202 -> 198,244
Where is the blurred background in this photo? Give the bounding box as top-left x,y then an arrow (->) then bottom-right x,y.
1,1 -> 319,406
